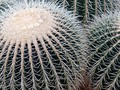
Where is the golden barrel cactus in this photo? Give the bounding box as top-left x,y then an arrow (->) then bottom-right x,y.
0,0 -> 88,90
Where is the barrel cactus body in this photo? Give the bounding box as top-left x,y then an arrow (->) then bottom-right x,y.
0,0 -> 88,90
88,10 -> 120,90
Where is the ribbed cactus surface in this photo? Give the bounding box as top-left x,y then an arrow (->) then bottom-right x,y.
58,0 -> 120,23
88,10 -> 120,90
0,0 -> 87,90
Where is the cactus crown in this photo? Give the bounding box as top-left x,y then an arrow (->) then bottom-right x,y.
0,0 -> 87,90
88,10 -> 120,90
2,7 -> 54,41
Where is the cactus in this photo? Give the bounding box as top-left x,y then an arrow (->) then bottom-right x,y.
55,0 -> 120,24
88,10 -> 120,90
0,0 -> 88,90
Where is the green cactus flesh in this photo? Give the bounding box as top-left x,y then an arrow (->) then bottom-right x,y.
88,11 -> 120,90
0,0 -> 87,90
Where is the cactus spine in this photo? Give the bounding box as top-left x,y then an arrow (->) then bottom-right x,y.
0,0 -> 88,90
88,10 -> 120,90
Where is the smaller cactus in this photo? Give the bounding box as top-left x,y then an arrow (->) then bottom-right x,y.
88,10 -> 120,90
0,0 -> 88,90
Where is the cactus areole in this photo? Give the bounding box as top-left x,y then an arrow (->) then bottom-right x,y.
0,0 -> 86,90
